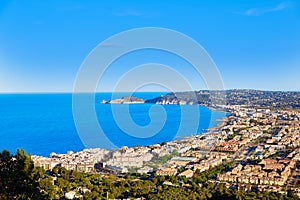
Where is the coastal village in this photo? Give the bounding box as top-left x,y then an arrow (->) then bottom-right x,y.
1,0 -> 300,198
32,102 -> 300,198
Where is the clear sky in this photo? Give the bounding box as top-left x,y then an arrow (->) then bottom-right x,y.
0,0 -> 299,92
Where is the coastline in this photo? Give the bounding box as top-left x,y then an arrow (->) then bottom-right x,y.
36,105 -> 231,157
30,105 -> 233,177
0,92 -> 231,157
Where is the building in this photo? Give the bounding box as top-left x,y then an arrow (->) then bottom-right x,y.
178,169 -> 194,178
156,168 -> 177,176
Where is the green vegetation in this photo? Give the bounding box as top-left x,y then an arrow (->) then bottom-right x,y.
227,132 -> 239,140
193,162 -> 234,183
149,183 -> 299,200
267,150 -> 289,159
171,150 -> 180,156
258,136 -> 269,143
0,149 -> 50,199
1,149 -> 299,199
155,154 -> 173,165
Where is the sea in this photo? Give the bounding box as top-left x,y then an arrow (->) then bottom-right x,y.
0,92 -> 227,156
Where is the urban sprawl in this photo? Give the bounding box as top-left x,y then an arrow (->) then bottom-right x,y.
32,90 -> 300,199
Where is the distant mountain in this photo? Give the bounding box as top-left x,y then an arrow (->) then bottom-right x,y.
145,92 -> 200,105
146,90 -> 300,109
102,90 -> 300,109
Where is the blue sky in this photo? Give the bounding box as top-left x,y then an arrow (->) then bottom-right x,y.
0,0 -> 299,92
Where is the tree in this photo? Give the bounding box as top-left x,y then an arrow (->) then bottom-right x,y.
0,149 -> 46,199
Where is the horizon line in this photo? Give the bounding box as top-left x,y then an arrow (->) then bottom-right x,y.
0,88 -> 300,94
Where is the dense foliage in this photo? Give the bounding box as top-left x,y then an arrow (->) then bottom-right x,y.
0,149 -> 299,199
0,149 -> 48,199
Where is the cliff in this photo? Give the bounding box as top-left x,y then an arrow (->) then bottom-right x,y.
145,92 -> 199,105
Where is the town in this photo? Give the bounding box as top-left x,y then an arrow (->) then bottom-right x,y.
32,98 -> 300,199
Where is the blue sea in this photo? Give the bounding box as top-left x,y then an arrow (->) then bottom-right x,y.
0,93 -> 226,156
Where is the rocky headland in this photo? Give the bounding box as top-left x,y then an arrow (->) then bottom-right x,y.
101,90 -> 300,109
101,96 -> 145,104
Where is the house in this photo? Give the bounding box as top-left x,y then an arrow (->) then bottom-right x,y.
170,157 -> 198,166
156,168 -> 177,176
179,169 -> 194,178
65,191 -> 76,199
